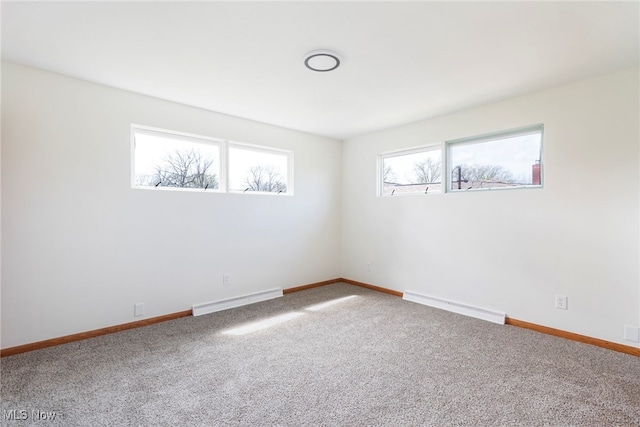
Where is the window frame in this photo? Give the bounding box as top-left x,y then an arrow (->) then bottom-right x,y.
378,143 -> 444,197
131,124 -> 293,196
228,141 -> 294,196
131,124 -> 225,193
445,124 -> 544,193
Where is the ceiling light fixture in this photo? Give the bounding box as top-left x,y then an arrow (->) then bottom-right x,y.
304,50 -> 341,72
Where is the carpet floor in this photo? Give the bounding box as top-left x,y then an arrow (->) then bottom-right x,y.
1,283 -> 639,426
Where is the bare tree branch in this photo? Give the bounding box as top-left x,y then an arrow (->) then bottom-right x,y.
151,149 -> 218,189
412,158 -> 441,184
460,164 -> 514,183
243,165 -> 286,192
383,164 -> 397,183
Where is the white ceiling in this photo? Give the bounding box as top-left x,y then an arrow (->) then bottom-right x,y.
2,1 -> 639,140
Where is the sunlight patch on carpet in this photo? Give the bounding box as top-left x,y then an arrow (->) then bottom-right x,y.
304,295 -> 358,312
222,312 -> 306,336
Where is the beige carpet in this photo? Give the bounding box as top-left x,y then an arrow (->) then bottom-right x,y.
2,283 -> 639,426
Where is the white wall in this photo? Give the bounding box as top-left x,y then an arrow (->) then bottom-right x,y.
3,62 -> 638,350
341,68 -> 640,346
1,62 -> 342,348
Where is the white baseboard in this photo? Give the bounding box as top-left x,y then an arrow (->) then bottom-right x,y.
403,291 -> 506,325
192,288 -> 283,317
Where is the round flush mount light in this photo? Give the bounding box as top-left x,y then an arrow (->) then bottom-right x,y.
304,50 -> 341,72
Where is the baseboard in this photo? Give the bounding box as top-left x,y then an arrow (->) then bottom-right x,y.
0,310 -> 192,358
339,278 -> 404,297
192,288 -> 283,316
282,278 -> 343,294
403,290 -> 506,324
506,317 -> 640,357
283,278 -> 403,297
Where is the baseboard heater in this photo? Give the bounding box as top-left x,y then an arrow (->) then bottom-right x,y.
403,291 -> 506,325
192,288 -> 283,317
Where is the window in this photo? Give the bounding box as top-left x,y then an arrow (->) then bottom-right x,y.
228,143 -> 292,194
379,146 -> 442,196
133,126 -> 222,191
447,125 -> 543,192
132,125 -> 292,195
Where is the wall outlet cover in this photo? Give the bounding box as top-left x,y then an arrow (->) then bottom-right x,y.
134,303 -> 145,317
555,295 -> 568,310
623,325 -> 639,343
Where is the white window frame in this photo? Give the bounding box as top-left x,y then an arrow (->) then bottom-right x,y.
228,141 -> 294,196
378,144 -> 443,197
131,124 -> 293,196
446,124 -> 544,193
131,124 -> 225,193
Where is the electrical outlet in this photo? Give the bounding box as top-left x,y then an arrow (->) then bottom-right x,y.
624,325 -> 639,343
223,274 -> 231,286
555,295 -> 568,310
134,303 -> 145,317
